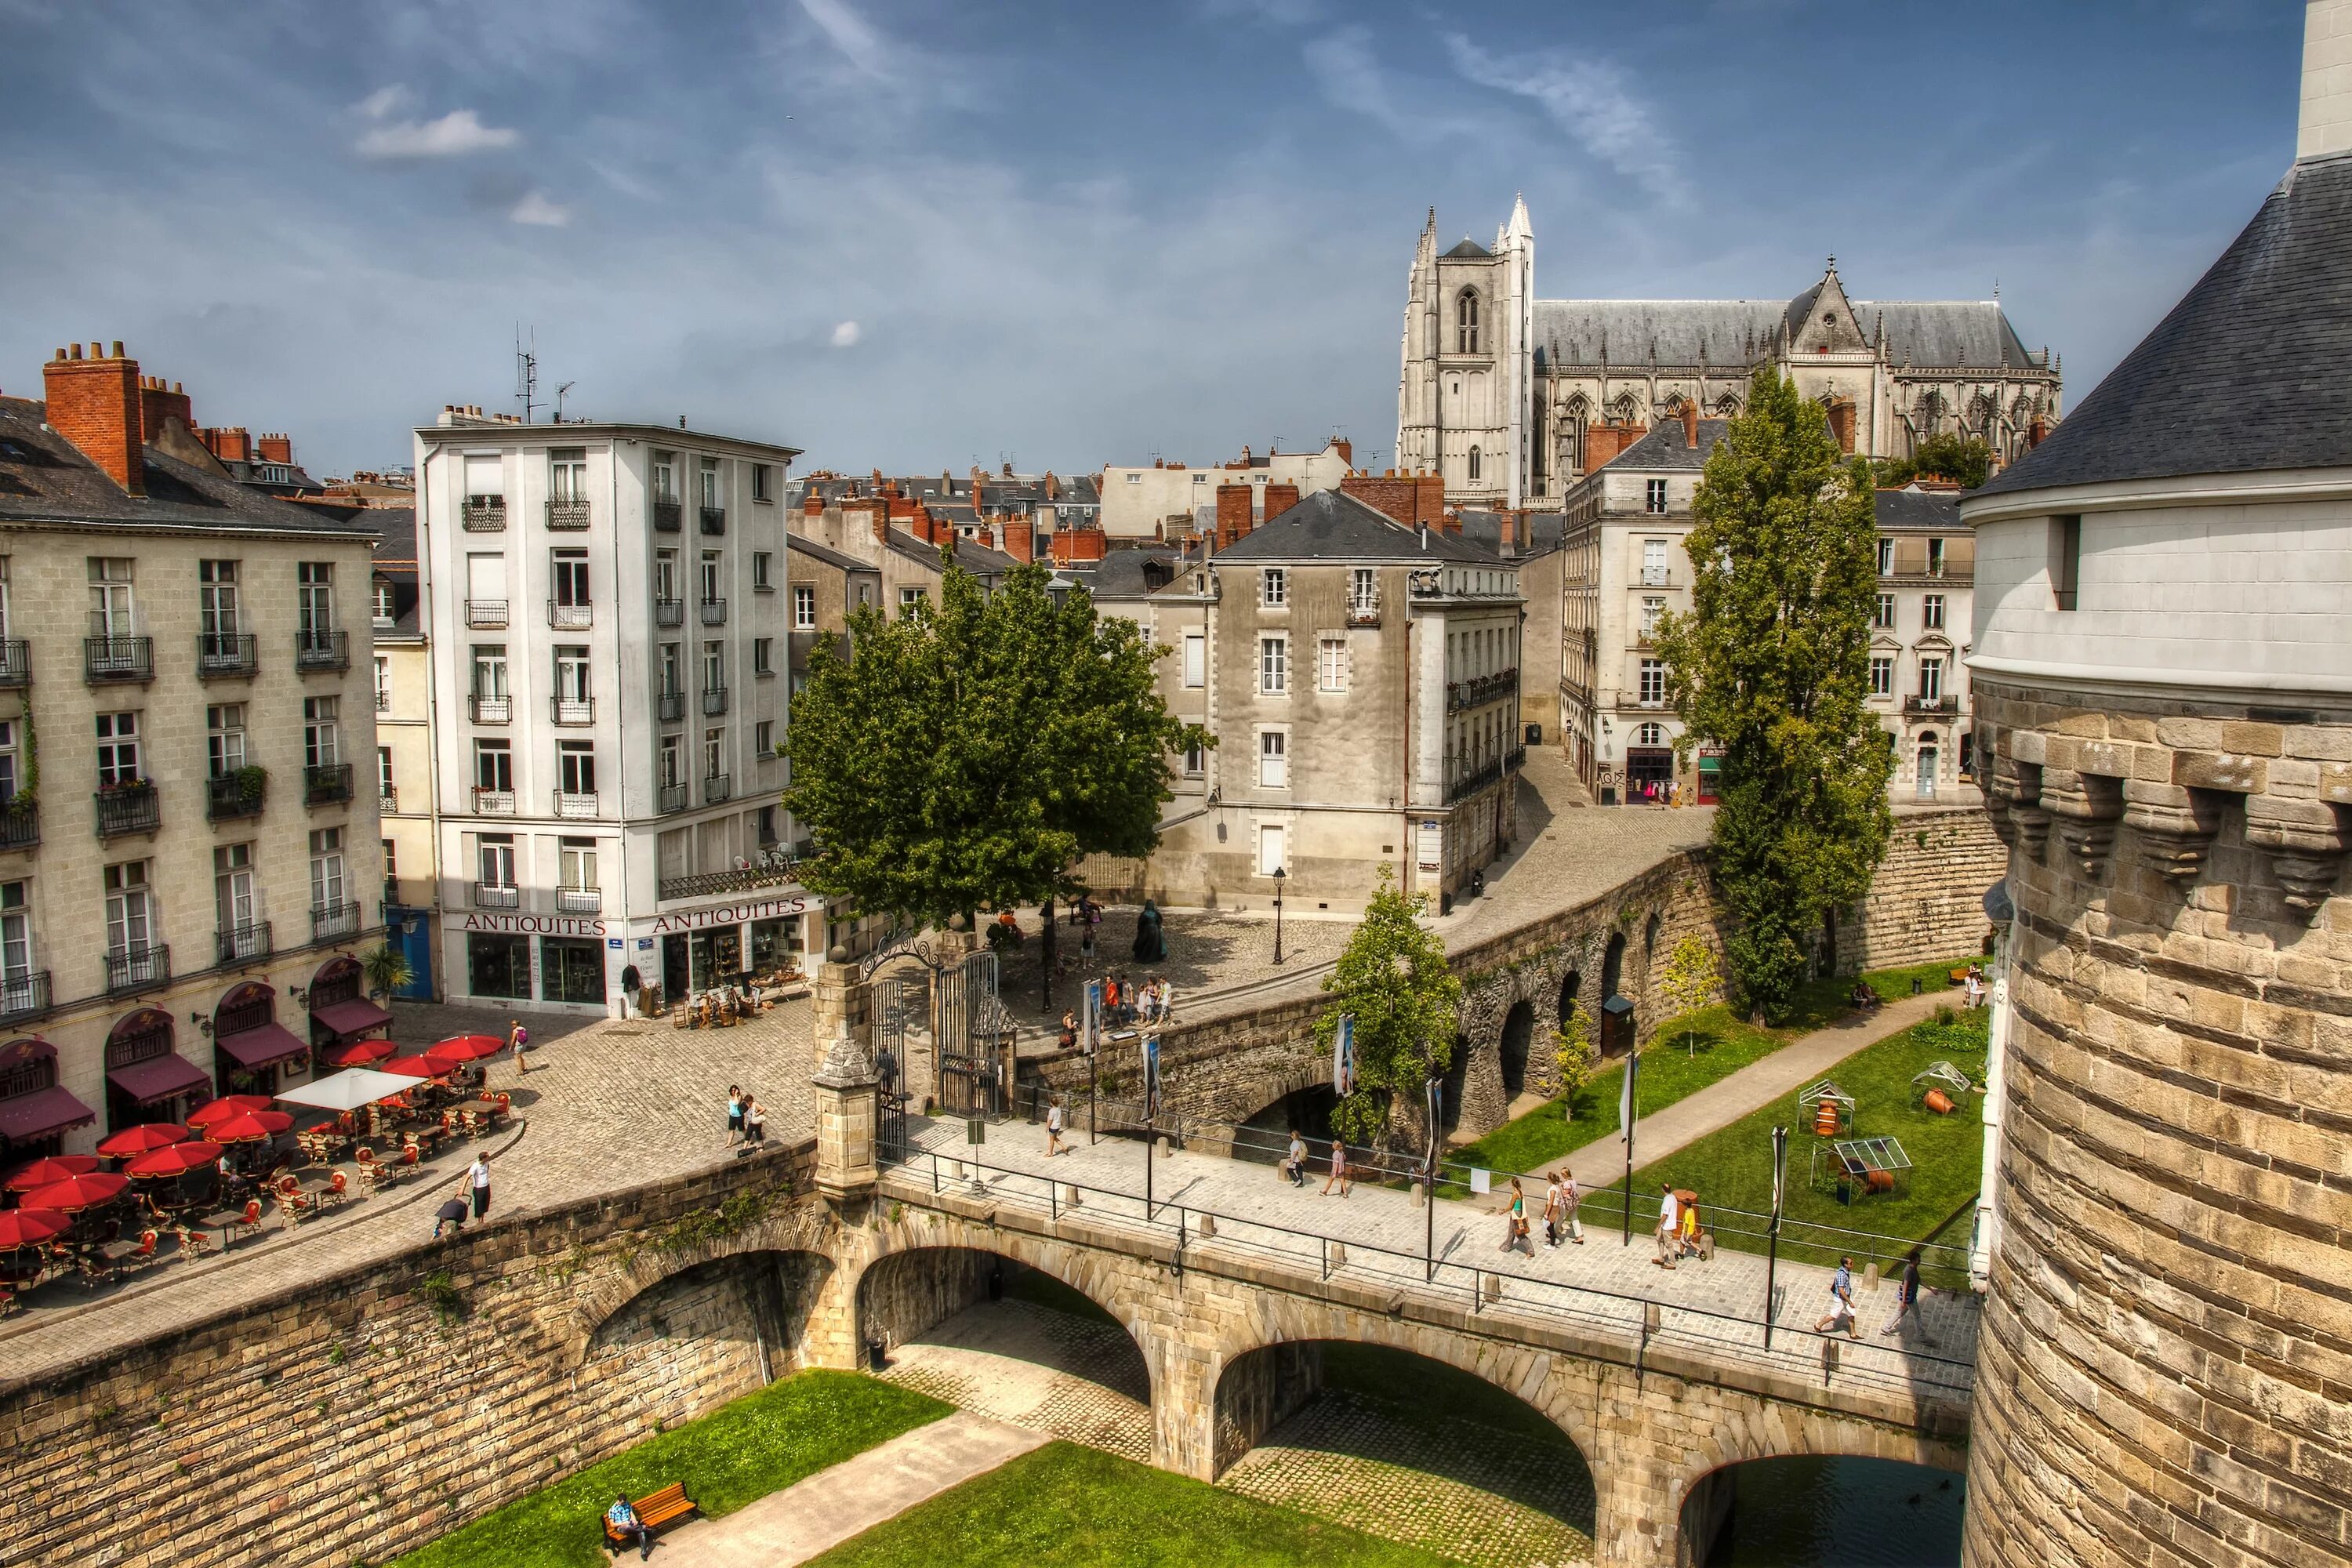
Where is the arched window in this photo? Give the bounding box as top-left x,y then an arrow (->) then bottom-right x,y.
1455,290 -> 1479,354
1468,446 -> 1482,481
1635,722 -> 1665,747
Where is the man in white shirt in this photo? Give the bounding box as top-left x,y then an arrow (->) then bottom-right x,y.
1654,1181 -> 1679,1269
467,1155 -> 492,1220
1283,1131 -> 1307,1187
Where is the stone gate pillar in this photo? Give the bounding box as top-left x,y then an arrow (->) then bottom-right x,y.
811,949 -> 870,1048
811,1022 -> 879,1205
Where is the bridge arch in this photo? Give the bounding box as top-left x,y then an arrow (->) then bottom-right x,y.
1498,1000 -> 1535,1099
1675,1448 -> 1969,1566
583,1247 -> 836,1388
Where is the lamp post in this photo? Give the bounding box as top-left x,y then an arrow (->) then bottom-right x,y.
1271,866 -> 1287,965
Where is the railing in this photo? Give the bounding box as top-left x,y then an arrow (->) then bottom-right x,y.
1446,667 -> 1519,713
552,696 -> 596,726
85,636 -> 153,683
472,787 -> 515,815
206,771 -> 266,822
311,902 -> 361,942
545,499 -> 591,530
469,694 -> 512,724
0,970 -> 50,1020
659,782 -> 689,814
375,688 -> 390,713
296,630 -> 349,672
1639,567 -> 1673,586
1346,601 -> 1380,628
462,499 -> 507,532
1504,743 -> 1526,772
0,639 -> 28,688
658,689 -> 686,721
699,506 -> 727,535
699,597 -> 728,625
654,598 -> 684,628
0,799 -> 36,851
304,763 -> 354,806
659,858 -> 800,902
702,771 -> 731,804
556,887 -> 603,914
472,883 -> 519,909
104,944 -> 170,996
466,599 -> 509,629
197,633 -> 257,678
1446,758 -> 1504,804
548,600 -> 592,630
216,921 -> 272,965
1904,694 -> 1958,717
96,784 -> 160,837
554,791 -> 599,818
652,499 -> 682,533
379,786 -> 397,812
702,685 -> 729,716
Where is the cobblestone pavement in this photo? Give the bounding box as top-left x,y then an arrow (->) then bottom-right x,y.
875,1297 -> 1152,1462
1221,1391 -> 1596,1567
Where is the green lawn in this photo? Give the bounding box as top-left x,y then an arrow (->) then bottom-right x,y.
807,1440 -> 1464,1568
387,1371 -> 951,1568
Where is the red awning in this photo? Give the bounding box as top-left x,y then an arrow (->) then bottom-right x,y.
0,1085 -> 97,1144
311,999 -> 394,1039
107,1053 -> 212,1108
215,1021 -> 310,1070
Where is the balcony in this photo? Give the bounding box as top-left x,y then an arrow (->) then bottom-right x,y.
552,696 -> 596,726
0,639 -> 26,689
0,970 -> 50,1021
311,902 -> 361,942
654,598 -> 684,628
105,943 -> 170,996
653,499 -> 683,533
1504,743 -> 1526,772
699,506 -> 727,536
466,599 -> 510,630
545,499 -> 591,531
379,786 -> 397,812
206,769 -> 267,822
1639,567 -> 1674,587
472,787 -> 515,815
85,636 -> 153,684
556,887 -> 603,914
554,791 -> 599,819
660,861 -> 800,902
1904,694 -> 1959,717
95,782 -> 160,838
462,498 -> 507,532
1446,667 -> 1519,713
216,921 -> 272,966
702,771 -> 732,805
657,689 -> 686,722
469,694 -> 512,724
1446,758 -> 1504,804
0,799 -> 36,852
296,630 -> 350,673
700,597 -> 728,625
701,685 -> 729,717
304,764 -> 354,806
659,782 -> 688,814
548,600 -> 593,631
472,882 -> 519,909
1346,601 -> 1381,629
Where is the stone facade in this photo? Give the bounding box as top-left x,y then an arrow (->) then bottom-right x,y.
1848,806 -> 2007,971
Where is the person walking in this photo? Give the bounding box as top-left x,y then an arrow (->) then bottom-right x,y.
1878,1248 -> 1938,1345
605,1494 -> 653,1562
1283,1129 -> 1308,1188
1560,1170 -> 1585,1245
1813,1255 -> 1862,1338
467,1154 -> 492,1221
1653,1181 -> 1680,1269
1541,1171 -> 1563,1248
1501,1178 -> 1530,1255
507,1018 -> 530,1076
744,1094 -> 767,1147
1044,1096 -> 1066,1158
1321,1139 -> 1351,1198
727,1084 -> 745,1145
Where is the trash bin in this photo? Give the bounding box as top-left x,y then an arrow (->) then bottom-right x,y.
1911,976 -> 1925,996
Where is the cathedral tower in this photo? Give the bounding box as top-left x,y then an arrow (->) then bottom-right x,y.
1395,199 -> 1533,507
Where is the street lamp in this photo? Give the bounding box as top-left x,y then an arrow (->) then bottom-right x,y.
1271,866 -> 1287,964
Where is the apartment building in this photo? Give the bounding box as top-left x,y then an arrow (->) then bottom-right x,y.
1099,439 -> 1354,540
368,507 -> 441,994
0,343 -> 384,1160
413,411 -> 814,1014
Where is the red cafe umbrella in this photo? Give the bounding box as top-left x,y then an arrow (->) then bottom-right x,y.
6,1155 -> 100,1192
96,1122 -> 190,1158
187,1095 -> 274,1131
429,1034 -> 505,1064
21,1172 -> 129,1212
382,1054 -> 450,1080
125,1141 -> 226,1178
0,1208 -> 70,1248
325,1037 -> 398,1068
205,1111 -> 292,1145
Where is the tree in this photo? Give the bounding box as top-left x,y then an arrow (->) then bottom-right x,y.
1652,366 -> 1894,1021
1552,996 -> 1595,1122
1656,935 -> 1720,1055
785,559 -> 1208,982
361,942 -> 413,1002
1874,434 -> 1991,492
1313,870 -> 1461,1149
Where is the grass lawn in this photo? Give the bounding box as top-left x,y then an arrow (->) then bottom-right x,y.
1442,957 -> 1976,1190
387,1370 -> 951,1568
806,1440 -> 1464,1568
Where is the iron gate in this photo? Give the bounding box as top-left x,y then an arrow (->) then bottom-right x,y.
935,951 -> 1009,1117
875,972 -> 924,1159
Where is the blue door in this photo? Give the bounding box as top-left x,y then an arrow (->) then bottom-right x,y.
387,909 -> 436,1000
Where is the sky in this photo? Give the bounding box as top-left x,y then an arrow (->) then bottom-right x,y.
0,0 -> 2313,481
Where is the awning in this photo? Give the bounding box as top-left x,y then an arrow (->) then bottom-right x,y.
311,999 -> 394,1039
107,1053 -> 212,1107
276,1068 -> 420,1112
216,1021 -> 310,1070
0,1085 -> 96,1144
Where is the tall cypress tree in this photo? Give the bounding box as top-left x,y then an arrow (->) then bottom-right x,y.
1653,367 -> 1893,1019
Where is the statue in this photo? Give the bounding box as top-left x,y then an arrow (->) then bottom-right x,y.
1132,898 -> 1167,963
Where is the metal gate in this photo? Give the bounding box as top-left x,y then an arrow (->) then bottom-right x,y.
935,951 -> 1008,1118
875,973 -> 924,1160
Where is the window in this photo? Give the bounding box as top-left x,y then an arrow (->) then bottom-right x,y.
655,549 -> 681,604
1257,822 -> 1287,877
752,464 -> 774,503
474,739 -> 513,791
553,550 -> 590,608
1455,289 -> 1479,354
0,721 -> 16,802
199,560 -> 240,644
465,454 -> 503,506
378,746 -> 394,800
1639,596 -> 1665,639
1183,740 -> 1205,776
2051,514 -> 2081,610
1638,659 -> 1667,708
857,583 -> 873,608
753,551 -> 775,590
753,638 -> 774,676
1874,592 -> 1896,629
473,644 -> 510,699
702,728 -> 724,779
652,451 -> 678,504
215,844 -> 256,944
89,557 -> 134,637
296,561 -> 333,637
560,837 -> 597,891
793,586 -> 816,628
899,586 -> 924,616
1468,446 -> 1482,482
477,834 -> 516,888
205,706 -> 245,778
1351,568 -> 1377,612
382,837 -> 397,886
754,806 -> 779,846
699,550 -> 721,604
659,733 -> 683,788
1182,633 -> 1205,688
374,655 -> 391,712
103,861 -> 153,957
1261,568 -> 1286,608
309,827 -> 345,911
1634,722 -> 1666,747
1642,539 -> 1668,586
548,447 -> 586,506
0,883 -> 26,986
96,712 -> 140,786
1259,635 -> 1287,695
1258,729 -> 1287,789
558,742 -> 596,796
1877,538 -> 1894,575
698,456 -> 720,510
1926,538 -> 1946,577
754,720 -> 775,753
1919,657 -> 1945,703
1871,655 -> 1895,698
1922,593 -> 1946,630
1646,479 -> 1668,514
372,578 -> 396,626
1319,637 -> 1348,693
304,696 -> 339,767
702,641 -> 725,692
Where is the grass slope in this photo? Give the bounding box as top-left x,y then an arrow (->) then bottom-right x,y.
806,1440 -> 1464,1568
388,1371 -> 951,1568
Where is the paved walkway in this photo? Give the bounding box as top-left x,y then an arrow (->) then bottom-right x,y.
877,1297 -> 1152,1461
654,1410 -> 1047,1568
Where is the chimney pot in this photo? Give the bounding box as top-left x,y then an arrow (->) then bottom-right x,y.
68,343 -> 83,361
44,339 -> 145,494
110,340 -> 124,358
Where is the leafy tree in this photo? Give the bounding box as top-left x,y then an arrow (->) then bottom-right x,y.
1552,997 -> 1595,1123
1874,434 -> 1991,492
1652,366 -> 1893,1021
1314,870 -> 1461,1149
1656,935 -> 1720,1055
785,559 -> 1208,951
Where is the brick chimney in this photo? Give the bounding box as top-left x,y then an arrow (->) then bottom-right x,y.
1332,437 -> 1352,466
1001,515 -> 1034,564
1679,400 -> 1698,449
43,342 -> 145,495
1047,527 -> 1106,565
257,433 -> 292,465
1043,470 -> 1059,500
202,426 -> 253,463
802,490 -> 825,517
1262,481 -> 1301,521
136,376 -> 192,442
1215,483 -> 1254,548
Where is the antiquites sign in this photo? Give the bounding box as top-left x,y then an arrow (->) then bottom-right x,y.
645,894 -> 811,935
462,913 -> 608,937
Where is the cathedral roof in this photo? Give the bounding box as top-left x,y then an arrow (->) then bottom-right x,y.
1976,151 -> 2352,497
1443,237 -> 1494,260
1531,295 -> 2037,372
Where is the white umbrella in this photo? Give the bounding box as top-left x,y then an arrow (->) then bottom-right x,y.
275,1068 -> 421,1111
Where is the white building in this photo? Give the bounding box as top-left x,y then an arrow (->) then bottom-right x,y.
412,409 -> 817,1014
1098,440 -> 1355,541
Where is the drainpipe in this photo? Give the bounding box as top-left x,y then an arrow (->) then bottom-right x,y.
1401,609 -> 1414,902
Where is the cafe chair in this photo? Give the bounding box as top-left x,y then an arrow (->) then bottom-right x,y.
125,1230 -> 158,1270
173,1225 -> 215,1264
232,1199 -> 266,1243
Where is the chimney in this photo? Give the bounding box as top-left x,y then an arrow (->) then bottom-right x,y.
43,342 -> 145,495
2303,0 -> 2352,161
1262,481 -> 1301,521
136,376 -> 193,443
1002,515 -> 1035,564
257,433 -> 292,465
1679,400 -> 1698,449
1044,470 -> 1058,500
1215,483 -> 1254,548
802,490 -> 825,517
203,426 -> 254,463
1332,437 -> 1352,466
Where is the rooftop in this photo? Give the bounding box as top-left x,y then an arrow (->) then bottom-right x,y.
1199,488 -> 1512,567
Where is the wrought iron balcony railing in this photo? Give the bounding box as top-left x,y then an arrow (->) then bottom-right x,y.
96,783 -> 160,837
652,499 -> 682,532
654,598 -> 684,628
658,689 -> 686,721
554,791 -> 599,819
206,771 -> 266,822
85,636 -> 153,684
104,943 -> 169,996
545,499 -> 591,531
472,882 -> 519,909
470,694 -> 512,724
0,640 -> 28,688
304,763 -> 354,806
311,902 -> 361,942
702,771 -> 731,804
552,696 -> 595,726
659,782 -> 688,814
699,506 -> 727,535
0,799 -> 37,851
296,630 -> 350,673
0,970 -> 50,1020
463,498 -> 507,532
466,599 -> 509,629
702,685 -> 729,716
555,887 -> 603,914
548,600 -> 592,630
216,921 -> 272,965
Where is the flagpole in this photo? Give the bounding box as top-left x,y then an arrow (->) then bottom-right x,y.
1620,1044 -> 1640,1246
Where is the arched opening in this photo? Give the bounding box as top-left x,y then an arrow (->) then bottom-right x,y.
1455,289 -> 1479,354
1498,1000 -> 1534,1099
857,1247 -> 1151,1459
587,1250 -> 837,1399
212,981 -> 309,1097
1600,932 -> 1627,1004
101,1007 -> 206,1133
1438,1034 -> 1470,1135
1213,1341 -> 1596,1562
1234,1082 -> 1337,1169
1916,730 -> 1941,802
1468,445 -> 1483,482
1681,1454 -> 1965,1566
1557,969 -> 1582,1026
1643,912 -> 1662,957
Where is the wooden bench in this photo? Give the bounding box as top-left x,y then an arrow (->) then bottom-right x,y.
605,1483 -> 696,1553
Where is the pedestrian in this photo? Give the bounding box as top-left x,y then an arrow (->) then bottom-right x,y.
1058,1010 -> 1078,1051
508,1018 -> 530,1075
1283,1129 -> 1308,1187
1878,1247 -> 1938,1345
1561,1170 -> 1585,1244
727,1084 -> 745,1144
1541,1171 -> 1563,1248
1044,1096 -> 1066,1158
619,964 -> 641,1018
1964,967 -> 1985,1010
1813,1254 -> 1861,1338
1653,1181 -> 1680,1269
1679,1187 -> 1701,1258
1080,922 -> 1096,962
605,1494 -> 653,1562
468,1154 -> 492,1220
1321,1139 -> 1350,1198
434,1197 -> 468,1240
745,1094 -> 767,1146
1501,1178 -> 1530,1254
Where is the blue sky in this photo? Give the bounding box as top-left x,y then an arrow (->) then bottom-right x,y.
0,0 -> 2310,479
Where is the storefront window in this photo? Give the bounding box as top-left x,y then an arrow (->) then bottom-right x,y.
689,926 -> 742,992
467,934 -> 532,1000
750,916 -> 800,976
541,938 -> 605,1004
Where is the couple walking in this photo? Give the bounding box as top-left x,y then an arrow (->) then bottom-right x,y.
1497,1170 -> 1585,1254
725,1085 -> 768,1147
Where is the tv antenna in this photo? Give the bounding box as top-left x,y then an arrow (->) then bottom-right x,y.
514,326 -> 539,423
554,381 -> 578,422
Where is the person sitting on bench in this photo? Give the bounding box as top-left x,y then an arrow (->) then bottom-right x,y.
606,1494 -> 652,1561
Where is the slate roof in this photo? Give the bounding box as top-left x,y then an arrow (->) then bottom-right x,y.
1532,297 -> 2034,372
1874,488 -> 1965,530
787,534 -> 873,575
1074,548 -> 1180,599
365,506 -> 424,638
1454,510 -> 1566,559
1443,238 -> 1493,260
1606,419 -> 1731,471
883,531 -> 1017,575
1976,151 -> 2352,497
1203,488 -> 1508,565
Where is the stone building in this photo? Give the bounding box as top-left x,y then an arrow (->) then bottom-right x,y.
0,343 -> 386,1159
1099,439 -> 1354,541
1396,200 -> 2063,508
1958,8 -> 2352,1563
365,506 -> 441,1000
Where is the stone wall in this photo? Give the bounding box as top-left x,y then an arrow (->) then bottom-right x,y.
1847,805 -> 2006,971
856,1246 -> 998,1356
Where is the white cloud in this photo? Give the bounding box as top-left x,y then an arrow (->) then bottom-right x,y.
1303,28 -> 1408,134
1444,34 -> 1683,203
797,0 -> 888,78
355,83 -> 410,120
830,320 -> 862,347
354,107 -> 520,161
509,191 -> 572,227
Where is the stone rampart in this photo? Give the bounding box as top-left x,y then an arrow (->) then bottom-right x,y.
1849,805 -> 2006,971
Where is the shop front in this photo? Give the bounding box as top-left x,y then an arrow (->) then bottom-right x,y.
457,909 -> 612,1012
102,1009 -> 211,1134
306,955 -> 394,1048
0,1037 -> 95,1161
638,889 -> 815,1011
212,981 -> 312,1097
1696,748 -> 1723,805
